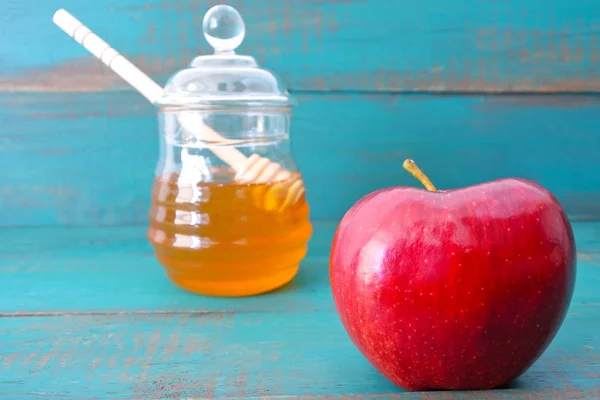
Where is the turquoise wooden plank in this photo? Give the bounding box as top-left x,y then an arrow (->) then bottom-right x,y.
576,222 -> 600,254
1,92 -> 599,226
1,0 -> 600,92
0,223 -> 334,314
0,305 -> 598,399
0,222 -> 598,314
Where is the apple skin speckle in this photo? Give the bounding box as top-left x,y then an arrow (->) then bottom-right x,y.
330,178 -> 576,391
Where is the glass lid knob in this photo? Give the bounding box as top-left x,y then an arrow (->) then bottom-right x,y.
202,5 -> 246,54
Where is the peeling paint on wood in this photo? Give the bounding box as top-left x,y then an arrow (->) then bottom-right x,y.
478,95 -> 600,109
6,59 -> 600,93
0,56 -> 175,93
2,0 -> 600,93
0,300 -> 598,398
1,1 -> 599,394
0,92 -> 599,226
580,254 -> 600,267
5,221 -> 597,395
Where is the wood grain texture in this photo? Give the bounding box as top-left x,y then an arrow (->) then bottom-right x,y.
0,221 -> 598,315
1,92 -> 599,226
1,0 -> 600,93
0,222 -> 599,398
1,308 -> 599,399
1,1 -> 598,397
0,222 -> 335,314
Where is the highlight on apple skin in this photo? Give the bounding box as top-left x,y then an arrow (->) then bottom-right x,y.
329,159 -> 576,391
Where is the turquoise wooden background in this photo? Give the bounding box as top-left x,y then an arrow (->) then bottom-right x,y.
1,0 -> 599,226
2,2 -> 600,398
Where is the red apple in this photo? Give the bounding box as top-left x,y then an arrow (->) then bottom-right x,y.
330,159 -> 576,391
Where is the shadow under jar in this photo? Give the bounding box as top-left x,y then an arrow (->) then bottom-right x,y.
147,5 -> 312,297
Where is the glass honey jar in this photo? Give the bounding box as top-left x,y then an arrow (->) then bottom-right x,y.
147,5 -> 312,297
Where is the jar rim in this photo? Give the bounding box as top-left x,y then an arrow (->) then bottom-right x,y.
156,98 -> 294,113
157,95 -> 292,106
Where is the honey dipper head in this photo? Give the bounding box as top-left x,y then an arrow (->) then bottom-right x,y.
234,154 -> 306,212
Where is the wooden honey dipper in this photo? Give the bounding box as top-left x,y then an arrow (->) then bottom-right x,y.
52,8 -> 306,212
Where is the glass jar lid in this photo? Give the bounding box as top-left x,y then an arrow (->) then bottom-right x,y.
158,5 -> 292,108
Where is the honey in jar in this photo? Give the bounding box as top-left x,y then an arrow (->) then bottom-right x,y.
148,169 -> 312,296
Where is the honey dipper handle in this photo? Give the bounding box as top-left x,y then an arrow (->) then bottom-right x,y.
176,113 -> 249,169
52,9 -> 249,171
53,9 -> 163,104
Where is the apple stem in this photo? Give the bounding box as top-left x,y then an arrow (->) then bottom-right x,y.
402,159 -> 437,192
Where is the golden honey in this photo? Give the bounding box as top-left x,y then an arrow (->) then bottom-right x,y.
147,169 -> 312,296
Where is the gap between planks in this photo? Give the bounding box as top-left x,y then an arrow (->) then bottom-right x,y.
0,310 -> 236,318
5,88 -> 600,96
579,253 -> 600,266
1,304 -> 599,319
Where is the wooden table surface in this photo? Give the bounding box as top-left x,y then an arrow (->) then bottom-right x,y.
1,220 -> 599,399
1,1 -> 600,398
